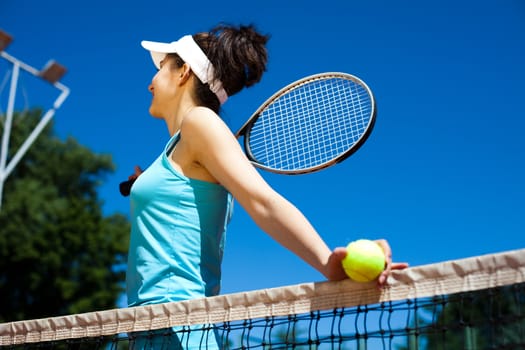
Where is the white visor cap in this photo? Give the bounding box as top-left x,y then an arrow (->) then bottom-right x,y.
141,35 -> 228,104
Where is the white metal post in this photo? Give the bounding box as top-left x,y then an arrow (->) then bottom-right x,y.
0,33 -> 69,211
0,59 -> 20,209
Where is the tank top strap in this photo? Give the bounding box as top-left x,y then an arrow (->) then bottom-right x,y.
165,131 -> 181,156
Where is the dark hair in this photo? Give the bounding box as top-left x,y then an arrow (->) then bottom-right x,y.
168,24 -> 270,112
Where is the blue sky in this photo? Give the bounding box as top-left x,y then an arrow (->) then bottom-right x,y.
1,0 -> 524,296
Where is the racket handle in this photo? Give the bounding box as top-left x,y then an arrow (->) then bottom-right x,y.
119,179 -> 135,197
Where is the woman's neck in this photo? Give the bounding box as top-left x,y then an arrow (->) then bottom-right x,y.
165,95 -> 196,136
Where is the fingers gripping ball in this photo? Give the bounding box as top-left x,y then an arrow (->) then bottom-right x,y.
342,239 -> 386,282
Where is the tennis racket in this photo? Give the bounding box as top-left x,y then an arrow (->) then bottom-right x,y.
119,72 -> 376,196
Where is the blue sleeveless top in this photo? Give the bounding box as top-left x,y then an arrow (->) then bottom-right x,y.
126,132 -> 233,307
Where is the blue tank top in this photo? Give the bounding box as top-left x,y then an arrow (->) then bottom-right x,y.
126,132 -> 233,307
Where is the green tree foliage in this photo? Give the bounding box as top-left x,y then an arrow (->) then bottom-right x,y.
0,109 -> 130,322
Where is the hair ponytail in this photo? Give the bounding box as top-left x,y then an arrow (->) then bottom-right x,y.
193,24 -> 270,112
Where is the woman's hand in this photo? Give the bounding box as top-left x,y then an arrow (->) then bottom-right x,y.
373,239 -> 409,286
326,239 -> 409,287
127,165 -> 143,181
119,166 -> 143,197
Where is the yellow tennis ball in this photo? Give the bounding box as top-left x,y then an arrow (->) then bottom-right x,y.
342,239 -> 385,282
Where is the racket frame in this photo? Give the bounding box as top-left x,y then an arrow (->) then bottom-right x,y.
235,72 -> 376,175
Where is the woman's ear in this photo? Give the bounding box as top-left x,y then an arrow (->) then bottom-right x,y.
179,63 -> 192,85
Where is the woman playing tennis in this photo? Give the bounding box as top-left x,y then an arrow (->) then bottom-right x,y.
125,23 -> 408,349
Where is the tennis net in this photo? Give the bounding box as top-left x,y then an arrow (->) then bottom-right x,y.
1,248 -> 524,349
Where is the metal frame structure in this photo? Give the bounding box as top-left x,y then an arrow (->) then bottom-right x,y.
0,29 -> 70,210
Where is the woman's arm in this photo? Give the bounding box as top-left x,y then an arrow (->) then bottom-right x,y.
182,108 -> 407,282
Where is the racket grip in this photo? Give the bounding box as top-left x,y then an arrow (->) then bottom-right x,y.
119,179 -> 135,197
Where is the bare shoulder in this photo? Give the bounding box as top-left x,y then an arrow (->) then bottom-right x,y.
180,106 -> 237,154
181,107 -> 231,138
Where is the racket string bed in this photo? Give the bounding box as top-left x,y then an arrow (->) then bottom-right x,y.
246,74 -> 375,173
